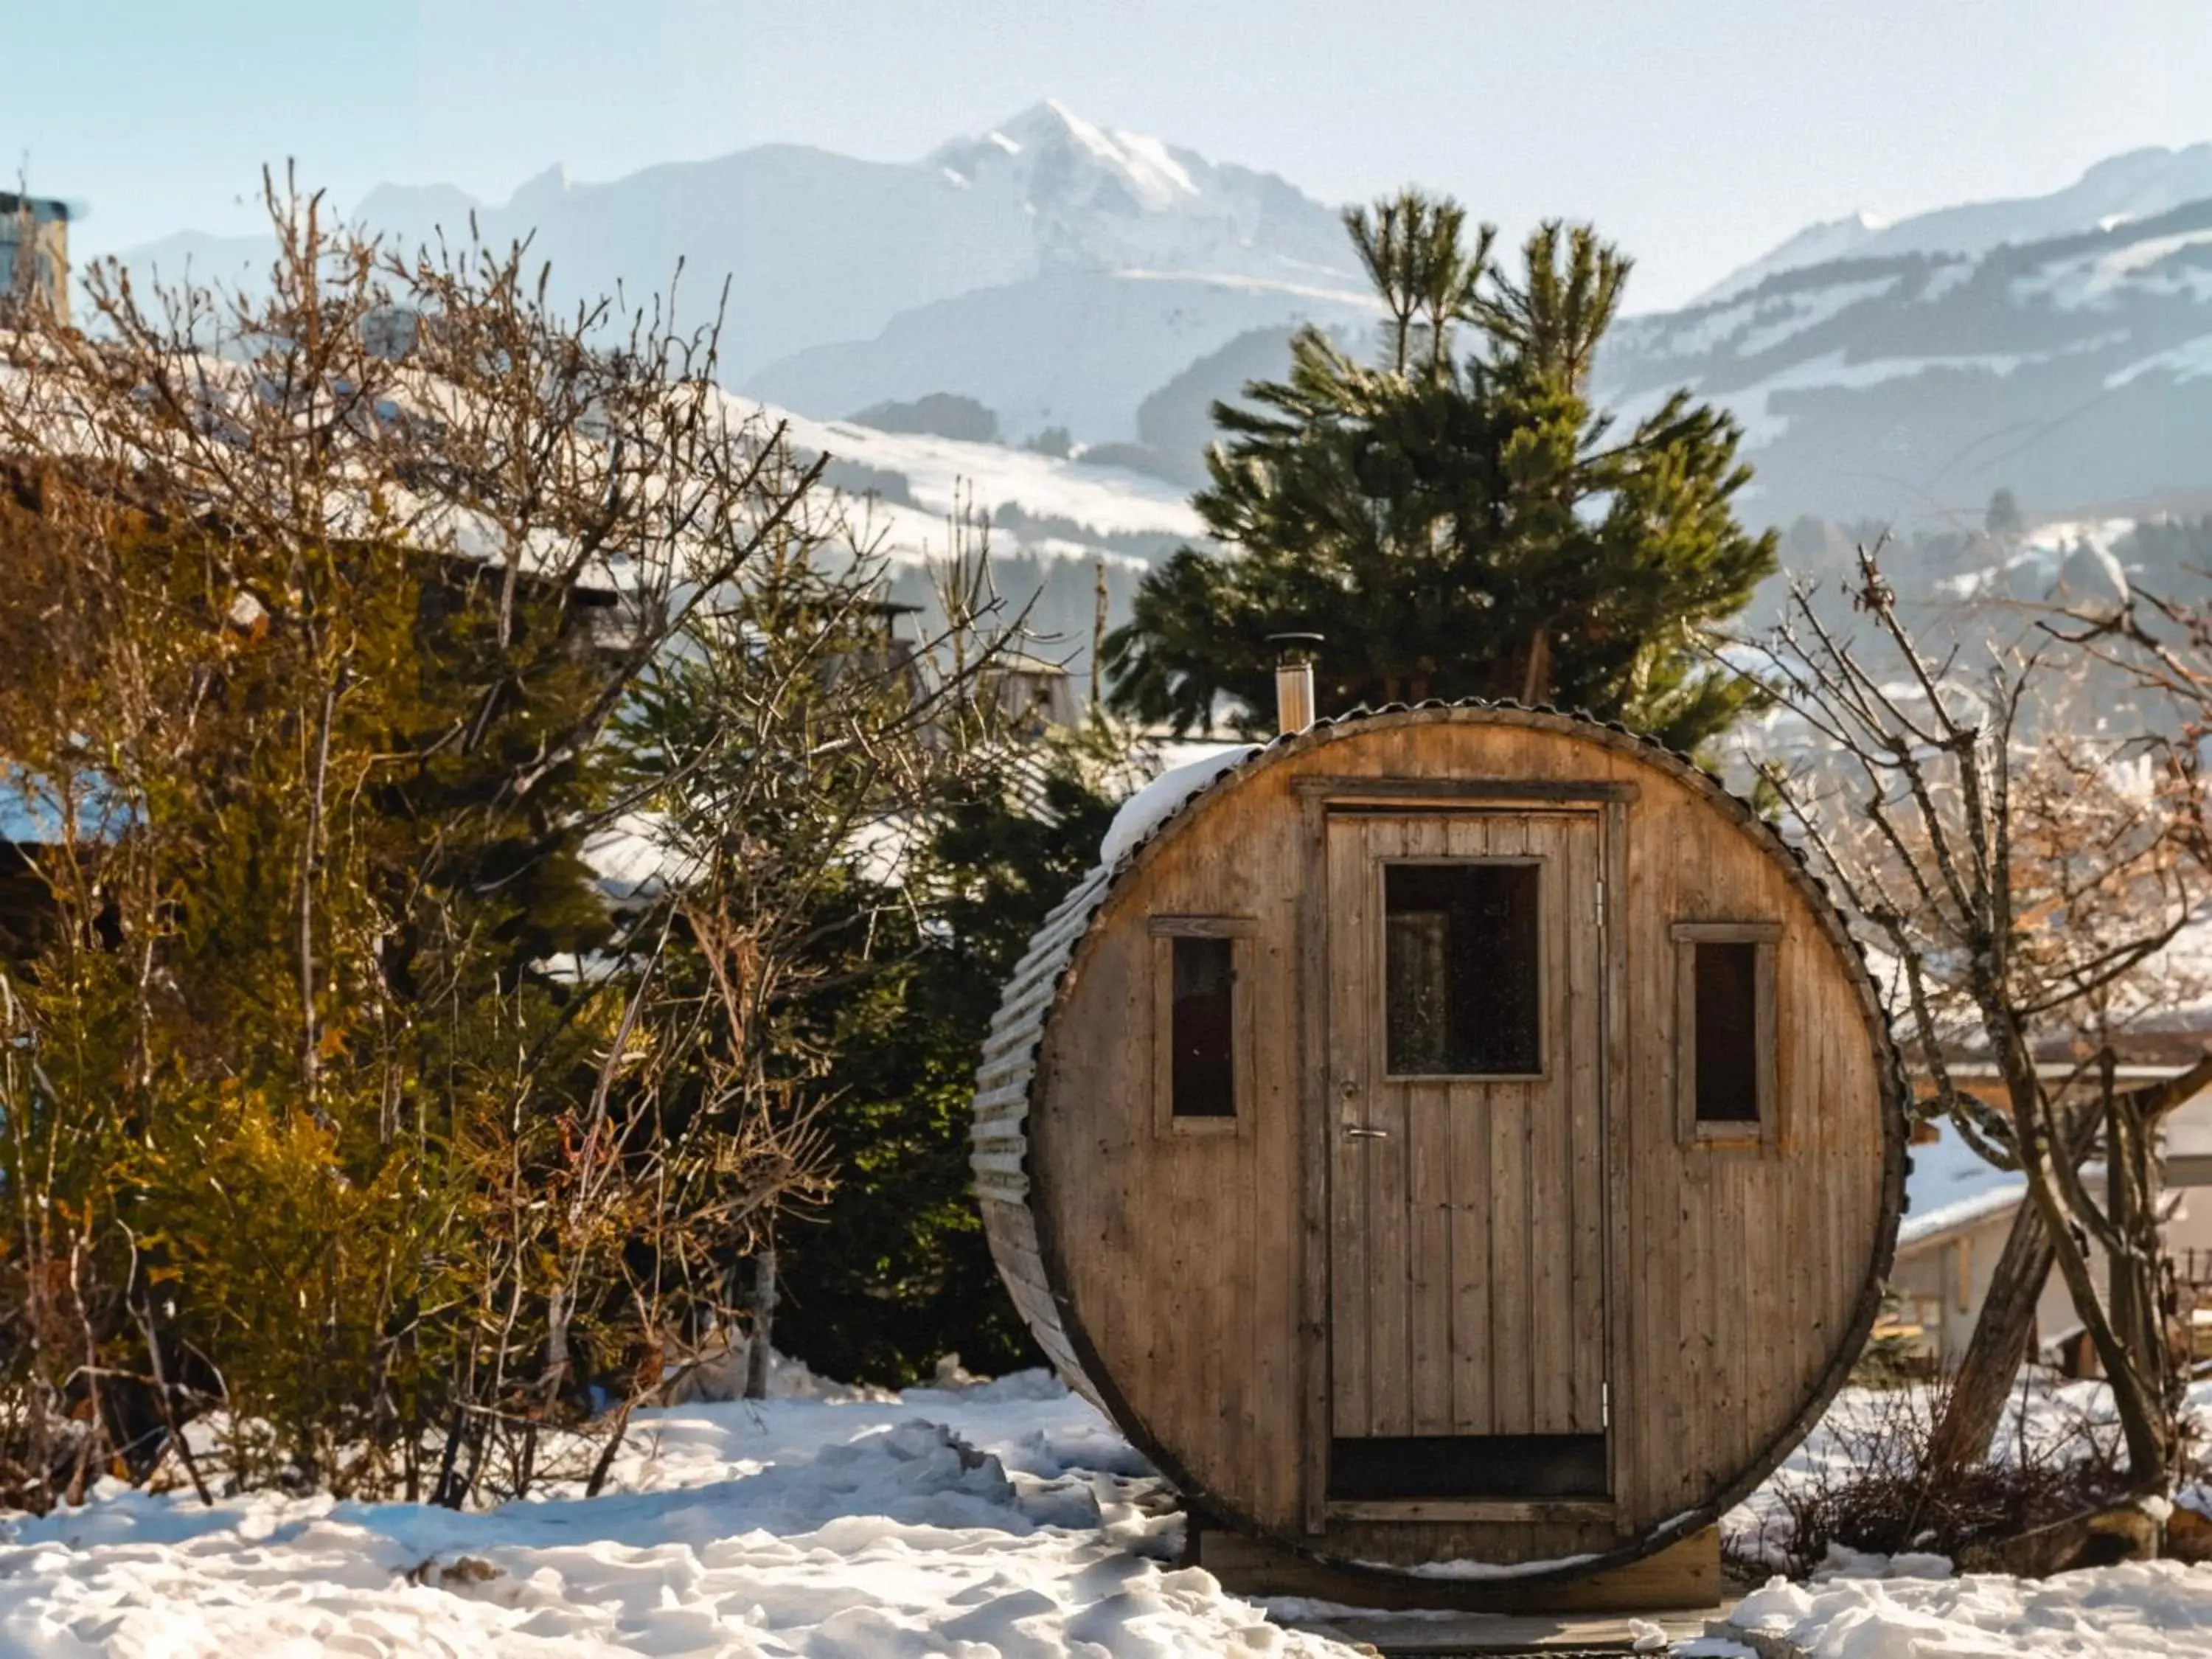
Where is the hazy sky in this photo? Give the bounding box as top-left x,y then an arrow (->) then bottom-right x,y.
13,0 -> 2212,309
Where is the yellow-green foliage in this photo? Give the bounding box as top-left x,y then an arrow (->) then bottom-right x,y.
0,476 -> 689,1504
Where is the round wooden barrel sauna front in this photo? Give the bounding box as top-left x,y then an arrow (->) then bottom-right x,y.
971,703 -> 1905,1579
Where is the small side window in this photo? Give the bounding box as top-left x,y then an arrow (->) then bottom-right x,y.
1171,937 -> 1237,1118
1151,917 -> 1256,1135
1672,921 -> 1779,1146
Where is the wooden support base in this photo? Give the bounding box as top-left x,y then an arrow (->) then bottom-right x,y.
1197,1523 -> 1721,1615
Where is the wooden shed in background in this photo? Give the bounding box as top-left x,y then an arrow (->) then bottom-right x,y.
970,703 -> 1905,1590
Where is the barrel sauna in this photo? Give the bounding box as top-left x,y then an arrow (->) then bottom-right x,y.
970,703 -> 1905,1581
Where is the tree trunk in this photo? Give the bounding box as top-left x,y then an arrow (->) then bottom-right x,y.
1927,1096 -> 2103,1472
742,1248 -> 777,1401
1927,1192 -> 2054,1472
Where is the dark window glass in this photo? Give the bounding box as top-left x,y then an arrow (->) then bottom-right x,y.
1694,941 -> 1761,1122
1171,936 -> 1236,1117
1384,862 -> 1541,1075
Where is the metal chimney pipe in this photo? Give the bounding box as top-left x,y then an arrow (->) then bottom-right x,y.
1267,632 -> 1324,735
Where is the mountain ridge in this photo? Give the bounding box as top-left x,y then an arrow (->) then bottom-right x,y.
107,100 -> 1370,437
1597,189 -> 2212,526
1698,142 -> 2212,300
100,113 -> 2212,527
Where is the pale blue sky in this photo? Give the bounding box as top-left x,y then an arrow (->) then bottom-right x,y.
12,0 -> 2212,307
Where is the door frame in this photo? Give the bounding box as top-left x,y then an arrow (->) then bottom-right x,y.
1293,776 -> 1634,1535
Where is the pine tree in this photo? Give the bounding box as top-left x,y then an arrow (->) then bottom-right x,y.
1103,192 -> 1776,754
773,731 -> 1123,1385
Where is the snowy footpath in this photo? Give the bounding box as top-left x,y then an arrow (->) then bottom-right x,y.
0,1369 -> 2207,1656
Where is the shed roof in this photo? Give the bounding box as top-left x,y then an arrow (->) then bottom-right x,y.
0,193 -> 71,223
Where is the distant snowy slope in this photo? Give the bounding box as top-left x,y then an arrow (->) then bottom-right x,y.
749,267 -> 1372,442
1694,212 -> 1892,305
747,394 -> 1208,695
768,400 -> 1205,545
1700,143 -> 2212,301
1599,193 -> 2212,526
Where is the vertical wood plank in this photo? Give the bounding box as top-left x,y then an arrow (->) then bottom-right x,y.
1565,815 -> 1607,1435
1629,793 -> 1682,1512
1402,815 -> 1455,1436
1720,1162 -> 1754,1484
1526,815 -> 1572,1433
1441,813 -> 1495,1437
1601,793 -> 1635,1513
1327,817 -> 1373,1438
1299,793 -> 1331,1534
1366,817 -> 1414,1437
1680,1155 -> 1716,1498
1449,1043 -> 1495,1436
1484,815 -> 1536,1436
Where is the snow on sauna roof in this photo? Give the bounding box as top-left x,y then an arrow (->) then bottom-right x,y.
1096,742 -> 1259,867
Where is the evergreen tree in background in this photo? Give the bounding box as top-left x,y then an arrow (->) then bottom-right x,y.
1103,191 -> 1776,753
774,732 -> 1122,1385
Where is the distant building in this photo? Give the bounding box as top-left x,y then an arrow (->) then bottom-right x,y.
1886,1065 -> 2212,1374
984,651 -> 1079,737
0,192 -> 72,325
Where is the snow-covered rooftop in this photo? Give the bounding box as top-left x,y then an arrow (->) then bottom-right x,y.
1897,1117 -> 2026,1249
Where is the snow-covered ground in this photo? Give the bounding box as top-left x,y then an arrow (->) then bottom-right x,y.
0,1368 -> 1347,1658
1711,1562 -> 2212,1658
1703,1376 -> 2212,1657
0,1367 -> 2207,1655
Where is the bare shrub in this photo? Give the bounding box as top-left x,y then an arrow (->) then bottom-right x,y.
1730,1378 -> 2138,1579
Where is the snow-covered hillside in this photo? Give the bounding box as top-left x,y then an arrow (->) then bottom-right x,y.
749,267 -> 1368,445
751,394 -> 1206,692
1599,191 -> 2212,526
771,401 -> 1204,552
1696,144 -> 2212,302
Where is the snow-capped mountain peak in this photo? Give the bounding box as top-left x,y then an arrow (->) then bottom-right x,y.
945,100 -> 1200,211
911,99 -> 1359,303
931,100 -> 1229,229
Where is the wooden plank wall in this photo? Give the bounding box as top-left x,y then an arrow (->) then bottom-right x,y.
1007,712 -> 1892,1568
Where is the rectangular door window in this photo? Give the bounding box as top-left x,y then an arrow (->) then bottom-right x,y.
1383,861 -> 1542,1076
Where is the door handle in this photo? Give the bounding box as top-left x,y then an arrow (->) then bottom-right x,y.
1344,1126 -> 1390,1141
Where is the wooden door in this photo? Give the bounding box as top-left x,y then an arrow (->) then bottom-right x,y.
1325,809 -> 1610,1500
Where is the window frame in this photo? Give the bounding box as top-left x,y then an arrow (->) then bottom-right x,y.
1377,855 -> 1551,1084
1150,914 -> 1259,1138
1672,919 -> 1781,1149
